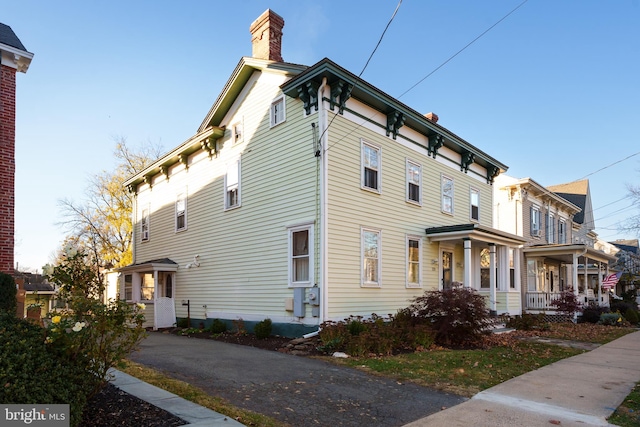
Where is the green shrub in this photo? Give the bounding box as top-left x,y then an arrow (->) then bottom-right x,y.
208,318 -> 227,334
611,301 -> 638,314
579,304 -> 609,324
506,313 -> 547,330
624,308 -> 639,325
406,288 -> 493,347
0,312 -> 90,427
347,317 -> 367,336
599,312 -> 624,326
254,318 -> 272,339
176,317 -> 189,328
0,272 -> 17,314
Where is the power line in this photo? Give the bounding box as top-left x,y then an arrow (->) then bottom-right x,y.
577,150 -> 640,181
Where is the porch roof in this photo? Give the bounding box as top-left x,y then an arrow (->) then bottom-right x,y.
424,223 -> 527,246
117,258 -> 179,273
522,244 -> 617,264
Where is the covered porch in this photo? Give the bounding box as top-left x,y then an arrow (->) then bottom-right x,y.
117,258 -> 179,330
522,244 -> 617,312
425,224 -> 528,316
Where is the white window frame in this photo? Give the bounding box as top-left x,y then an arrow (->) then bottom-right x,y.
287,223 -> 314,288
232,121 -> 243,144
406,235 -> 422,288
140,273 -> 154,302
470,187 -> 480,222
123,274 -> 133,302
361,140 -> 381,193
441,174 -> 454,215
175,193 -> 187,232
559,219 -> 567,244
141,207 -> 150,242
548,213 -> 555,243
531,206 -> 541,237
270,95 -> 286,127
224,157 -> 241,210
406,159 -> 421,205
361,227 -> 381,287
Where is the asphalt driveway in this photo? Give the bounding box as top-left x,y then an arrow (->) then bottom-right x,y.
129,332 -> 466,427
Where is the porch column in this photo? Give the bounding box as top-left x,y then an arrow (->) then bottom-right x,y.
153,270 -> 159,330
597,262 -> 602,305
572,253 -> 579,299
464,238 -> 472,288
489,243 -> 497,316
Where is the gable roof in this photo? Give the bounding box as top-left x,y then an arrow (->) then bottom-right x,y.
0,23 -> 27,51
498,176 -> 582,215
547,180 -> 589,224
280,58 -> 508,178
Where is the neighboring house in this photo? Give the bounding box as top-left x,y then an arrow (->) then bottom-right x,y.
118,9 -> 526,335
0,23 -> 33,275
14,272 -> 56,318
607,239 -> 640,298
494,175 -> 616,315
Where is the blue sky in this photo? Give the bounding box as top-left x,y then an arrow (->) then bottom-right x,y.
4,0 -> 640,271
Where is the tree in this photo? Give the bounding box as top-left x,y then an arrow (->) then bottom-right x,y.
57,138 -> 162,269
621,182 -> 640,236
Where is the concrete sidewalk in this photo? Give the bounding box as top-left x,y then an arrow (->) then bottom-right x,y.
405,330 -> 640,427
110,369 -> 245,427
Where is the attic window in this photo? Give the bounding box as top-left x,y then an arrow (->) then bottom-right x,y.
232,122 -> 243,143
270,96 -> 286,127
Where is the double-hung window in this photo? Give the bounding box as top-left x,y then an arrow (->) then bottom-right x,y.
406,236 -> 421,288
531,206 -> 541,237
288,224 -> 314,287
141,208 -> 150,241
361,141 -> 381,192
442,175 -> 454,214
140,273 -> 154,301
548,214 -> 555,243
362,228 -> 381,287
406,160 -> 421,204
559,219 -> 567,243
470,188 -> 480,221
176,193 -> 187,232
270,96 -> 285,127
123,274 -> 133,301
225,158 -> 241,209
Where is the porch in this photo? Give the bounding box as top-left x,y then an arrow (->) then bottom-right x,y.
525,290 -> 610,311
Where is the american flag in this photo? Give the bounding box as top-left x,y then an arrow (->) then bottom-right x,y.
602,272 -> 621,288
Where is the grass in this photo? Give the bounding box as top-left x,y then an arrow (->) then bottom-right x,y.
517,322 -> 635,344
609,382 -> 640,427
119,360 -> 289,427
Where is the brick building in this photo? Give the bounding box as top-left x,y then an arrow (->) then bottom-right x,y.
0,23 -> 33,274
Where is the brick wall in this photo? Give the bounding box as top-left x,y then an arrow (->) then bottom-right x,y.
0,64 -> 16,274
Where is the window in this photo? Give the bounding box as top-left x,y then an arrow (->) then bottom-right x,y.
362,141 -> 381,192
123,274 -> 133,301
548,214 -> 555,243
225,158 -> 241,209
406,160 -> 421,204
141,208 -> 149,241
442,175 -> 454,214
559,219 -> 567,244
480,248 -> 490,288
509,248 -> 516,289
270,96 -> 285,127
140,273 -> 154,301
531,206 -> 541,237
362,228 -> 381,286
232,122 -> 243,143
406,236 -> 421,288
470,188 -> 480,221
176,193 -> 187,231
288,224 -> 314,287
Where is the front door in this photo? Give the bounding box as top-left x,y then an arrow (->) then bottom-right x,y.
442,251 -> 453,290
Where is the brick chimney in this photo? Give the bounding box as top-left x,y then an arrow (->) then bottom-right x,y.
249,9 -> 284,62
0,23 -> 33,274
425,112 -> 439,123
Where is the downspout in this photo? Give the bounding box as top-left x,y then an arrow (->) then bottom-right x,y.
304,77 -> 328,339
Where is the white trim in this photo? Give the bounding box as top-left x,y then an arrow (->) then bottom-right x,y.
406,235 -> 422,288
224,156 -> 241,210
287,223 -> 315,288
406,159 -> 422,206
441,174 -> 454,215
361,227 -> 382,287
269,95 -> 286,127
141,205 -> 150,242
470,186 -> 480,222
361,139 -> 382,194
175,191 -> 187,232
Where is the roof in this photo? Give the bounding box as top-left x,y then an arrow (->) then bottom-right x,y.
24,282 -> 55,293
281,58 -> 508,176
424,223 -> 527,246
523,243 -> 618,264
498,176 -> 582,215
117,258 -> 179,272
547,180 -> 589,225
0,23 -> 27,51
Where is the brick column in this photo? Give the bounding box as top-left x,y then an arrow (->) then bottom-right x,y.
0,64 -> 16,274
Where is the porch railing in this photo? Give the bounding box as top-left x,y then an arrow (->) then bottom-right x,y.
525,291 -> 563,310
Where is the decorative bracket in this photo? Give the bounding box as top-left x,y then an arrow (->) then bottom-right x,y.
160,165 -> 170,181
297,81 -> 320,115
428,134 -> 444,158
179,153 -> 189,170
385,110 -> 405,140
329,79 -> 353,114
143,174 -> 153,188
127,184 -> 137,194
460,150 -> 475,173
486,165 -> 500,184
201,136 -> 217,158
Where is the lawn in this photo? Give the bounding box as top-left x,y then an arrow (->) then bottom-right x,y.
609,381 -> 640,427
